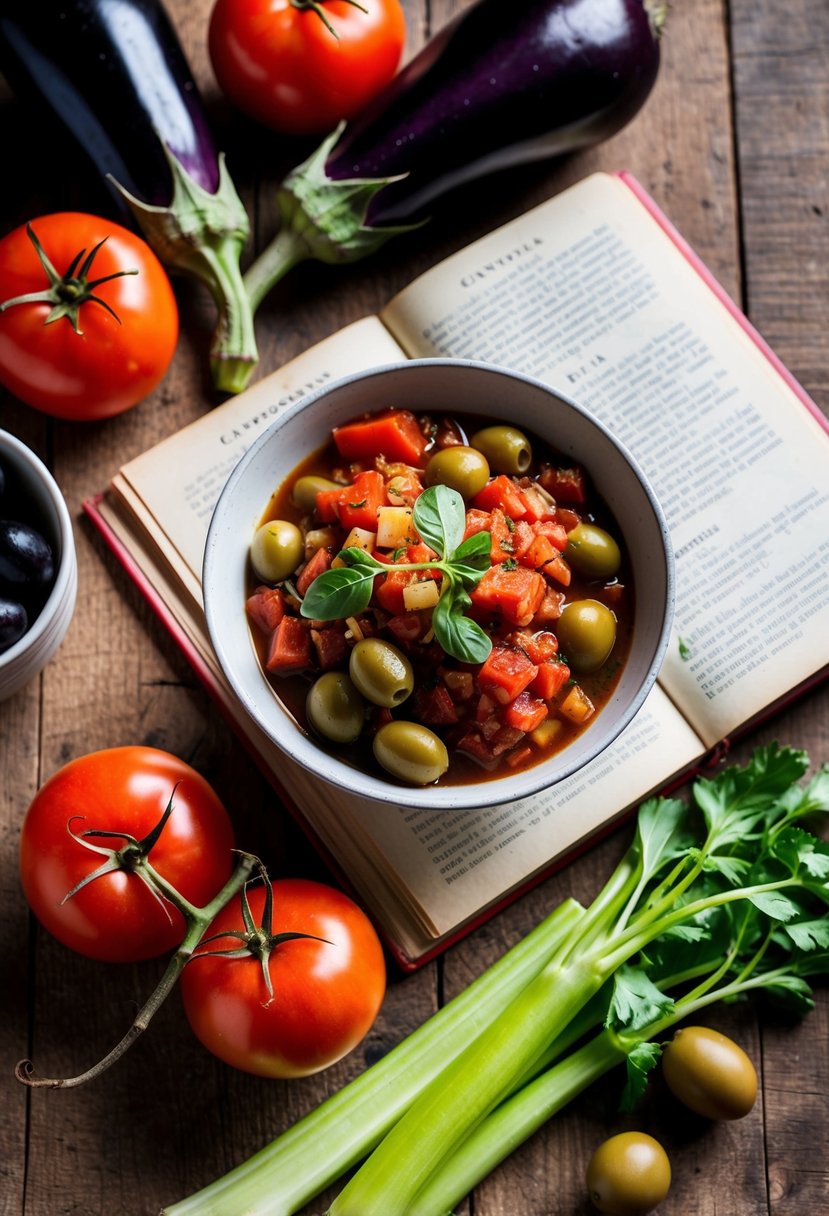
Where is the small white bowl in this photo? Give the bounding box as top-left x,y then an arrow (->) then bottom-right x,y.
204,359 -> 674,811
0,430 -> 78,701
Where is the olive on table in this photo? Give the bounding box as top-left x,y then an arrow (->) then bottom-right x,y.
349,638 -> 414,708
373,720 -> 449,785
470,425 -> 532,475
0,596 -> 27,653
565,523 -> 622,579
306,671 -> 365,744
425,445 -> 490,499
0,519 -> 55,590
250,519 -> 304,584
661,1025 -> 757,1120
293,474 -> 342,514
586,1131 -> 671,1216
556,599 -> 617,672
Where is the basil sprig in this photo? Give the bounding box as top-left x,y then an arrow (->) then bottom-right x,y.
300,484 -> 493,663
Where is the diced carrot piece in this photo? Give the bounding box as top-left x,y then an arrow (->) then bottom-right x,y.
473,475 -> 529,520
542,554 -> 572,587
265,616 -> 313,673
522,630 -> 559,663
511,519 -> 535,561
516,483 -> 556,524
296,546 -> 334,596
504,690 -> 548,733
506,745 -> 534,770
337,469 -> 387,532
462,508 -> 492,541
559,684 -> 596,724
333,410 -> 427,466
530,659 -> 571,700
406,542 -> 440,568
246,585 -> 286,633
315,486 -> 344,522
489,508 -> 517,564
373,569 -> 412,615
470,565 -> 546,627
477,644 -> 538,705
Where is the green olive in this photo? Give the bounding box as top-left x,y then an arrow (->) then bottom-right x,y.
425,445 -> 490,499
556,599 -> 617,673
292,474 -> 341,514
470,425 -> 533,475
586,1132 -> 671,1216
565,523 -> 622,579
349,638 -> 414,708
306,671 -> 365,744
662,1026 -> 757,1120
250,519 -> 304,583
373,720 -> 449,785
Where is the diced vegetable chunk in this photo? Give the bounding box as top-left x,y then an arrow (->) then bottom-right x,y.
246,585 -> 286,633
333,410 -> 427,466
266,616 -> 313,673
471,565 -> 546,627
559,684 -> 596,724
477,644 -> 538,705
504,690 -> 548,733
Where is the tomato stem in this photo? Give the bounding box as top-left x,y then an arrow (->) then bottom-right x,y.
289,0 -> 369,40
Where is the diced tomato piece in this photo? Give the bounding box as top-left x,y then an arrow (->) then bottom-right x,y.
530,659 -> 571,700
314,486 -> 344,522
386,612 -> 424,645
485,508 -> 515,564
296,546 -> 334,597
504,690 -> 548,733
310,626 -> 349,671
385,468 -> 424,506
491,724 -> 526,755
473,475 -> 529,521
523,630 -> 559,663
414,684 -> 459,725
538,465 -> 588,505
462,508 -> 491,541
373,568 -> 414,614
265,616 -> 313,673
470,565 -> 546,627
333,410 -> 427,466
511,519 -> 535,561
337,469 -> 387,532
521,532 -> 558,570
456,727 -> 500,769
477,644 -> 538,705
246,585 -> 286,633
406,542 -> 440,569
534,588 -> 566,624
541,554 -> 572,587
533,520 -> 569,551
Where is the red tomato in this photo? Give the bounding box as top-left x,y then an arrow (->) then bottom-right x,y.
0,213 -> 178,420
180,878 -> 386,1077
19,747 -> 235,962
208,0 -> 406,136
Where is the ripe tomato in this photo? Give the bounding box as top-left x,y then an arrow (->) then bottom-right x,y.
19,747 -> 235,962
208,0 -> 406,137
180,878 -> 386,1077
0,212 -> 178,420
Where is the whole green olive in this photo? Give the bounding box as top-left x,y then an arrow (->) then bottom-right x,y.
250,519 -> 304,583
661,1026 -> 757,1120
292,474 -> 341,514
586,1131 -> 671,1216
306,671 -> 365,744
425,445 -> 490,499
349,638 -> 415,708
565,523 -> 622,579
373,720 -> 449,785
556,599 -> 617,672
470,425 -> 532,475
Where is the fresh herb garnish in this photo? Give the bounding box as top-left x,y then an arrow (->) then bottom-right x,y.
301,485 -> 493,662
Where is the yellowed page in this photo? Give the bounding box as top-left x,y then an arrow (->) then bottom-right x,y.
382,172 -> 829,745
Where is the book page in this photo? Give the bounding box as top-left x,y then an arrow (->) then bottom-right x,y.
382,172 -> 829,746
115,317 -> 406,582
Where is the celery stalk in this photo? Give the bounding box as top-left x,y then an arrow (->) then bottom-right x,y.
162,896 -> 585,1216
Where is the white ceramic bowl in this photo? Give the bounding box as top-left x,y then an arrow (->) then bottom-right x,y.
0,430 -> 78,701
204,359 -> 674,811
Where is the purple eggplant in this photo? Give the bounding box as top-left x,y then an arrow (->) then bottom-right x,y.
0,0 -> 257,393
244,0 -> 664,308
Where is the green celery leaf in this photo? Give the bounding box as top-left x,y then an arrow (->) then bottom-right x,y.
782,918 -> 829,951
702,854 -> 752,885
620,1041 -> 662,1112
300,563 -> 375,620
633,797 -> 693,883
759,973 -> 815,1014
606,964 -> 675,1033
432,586 -> 492,664
747,890 -> 802,922
770,826 -> 829,883
693,745 -> 810,849
413,485 -> 465,558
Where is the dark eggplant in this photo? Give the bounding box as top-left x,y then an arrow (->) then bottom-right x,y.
0,0 -> 257,393
244,0 -> 664,307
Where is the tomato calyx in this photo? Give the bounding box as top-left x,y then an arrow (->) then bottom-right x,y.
0,222 -> 138,334
290,0 -> 369,41
193,874 -> 331,1004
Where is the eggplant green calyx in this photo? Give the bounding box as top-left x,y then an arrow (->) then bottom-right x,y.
243,125 -> 425,313
291,0 -> 369,40
112,139 -> 259,395
0,224 -> 137,335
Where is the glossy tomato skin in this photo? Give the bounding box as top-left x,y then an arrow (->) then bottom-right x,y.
208,0 -> 406,136
0,213 -> 178,420
180,878 -> 386,1077
19,747 -> 235,962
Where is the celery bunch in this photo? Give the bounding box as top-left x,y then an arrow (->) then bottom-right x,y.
164,745 -> 829,1216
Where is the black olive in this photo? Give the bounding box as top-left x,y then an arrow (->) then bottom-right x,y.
0,461 -> 6,499
0,597 -> 28,653
0,519 -> 55,590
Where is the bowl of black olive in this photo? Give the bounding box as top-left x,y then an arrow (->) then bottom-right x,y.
0,430 -> 77,700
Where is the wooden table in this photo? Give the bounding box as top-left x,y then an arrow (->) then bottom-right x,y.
2,2 -> 827,1213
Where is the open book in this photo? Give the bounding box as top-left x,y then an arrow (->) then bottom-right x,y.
84,172 -> 829,969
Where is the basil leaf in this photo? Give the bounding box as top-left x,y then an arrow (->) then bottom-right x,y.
432,586 -> 493,664
341,547 -> 385,571
413,485 -> 465,558
300,565 -> 375,620
453,531 -> 491,562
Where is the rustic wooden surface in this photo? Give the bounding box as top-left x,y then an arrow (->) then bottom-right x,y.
1,1 -> 828,1213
